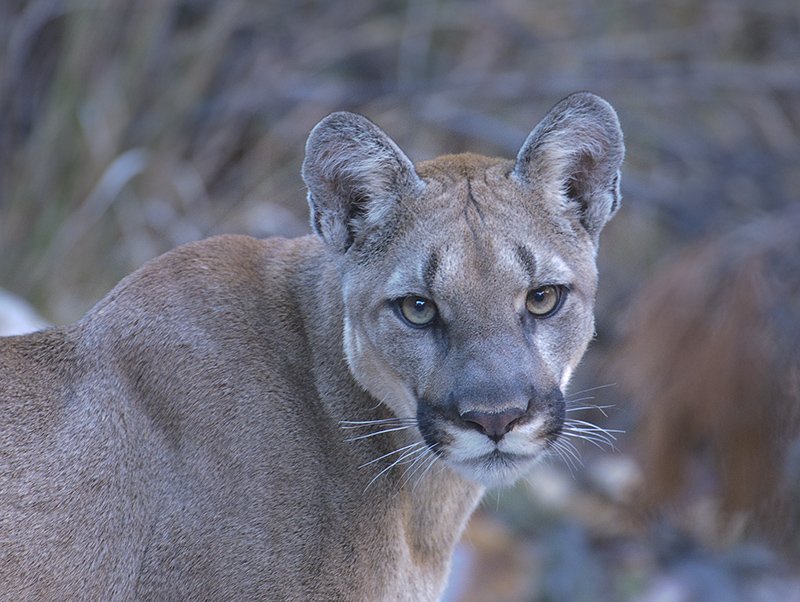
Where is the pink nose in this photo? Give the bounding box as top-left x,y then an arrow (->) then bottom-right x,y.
460,407 -> 526,443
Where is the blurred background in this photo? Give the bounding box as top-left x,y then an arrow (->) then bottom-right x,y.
1,0 -> 799,599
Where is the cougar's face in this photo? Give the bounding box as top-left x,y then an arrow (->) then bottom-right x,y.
341,162 -> 600,489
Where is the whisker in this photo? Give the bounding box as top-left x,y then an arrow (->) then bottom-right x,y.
563,429 -> 621,445
562,427 -> 619,450
362,443 -> 428,494
572,436 -> 616,450
358,441 -> 424,469
565,404 -> 614,417
563,424 -> 618,442
339,417 -> 416,428
564,382 -> 616,398
552,437 -> 583,464
345,424 -> 415,442
548,450 -> 576,478
411,450 -> 441,492
560,415 -> 626,452
549,439 -> 582,474
403,443 -> 439,481
398,448 -> 433,488
564,418 -> 624,436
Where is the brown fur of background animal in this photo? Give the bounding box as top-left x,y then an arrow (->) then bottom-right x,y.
610,209 -> 800,548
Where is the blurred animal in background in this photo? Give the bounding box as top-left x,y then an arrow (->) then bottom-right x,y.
611,209 -> 800,550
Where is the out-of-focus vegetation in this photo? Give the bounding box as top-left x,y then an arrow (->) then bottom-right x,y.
2,0 -> 799,600
2,0 -> 798,323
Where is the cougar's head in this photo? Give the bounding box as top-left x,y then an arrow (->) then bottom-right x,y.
303,93 -> 624,488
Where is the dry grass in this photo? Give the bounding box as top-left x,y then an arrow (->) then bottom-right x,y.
2,0 -> 799,323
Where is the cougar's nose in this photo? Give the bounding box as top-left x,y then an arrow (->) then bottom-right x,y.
460,407 -> 526,443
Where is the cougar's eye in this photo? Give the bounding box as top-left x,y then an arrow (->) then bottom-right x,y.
525,285 -> 564,318
398,296 -> 437,327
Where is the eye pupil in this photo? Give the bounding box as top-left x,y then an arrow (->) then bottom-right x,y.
399,296 -> 437,327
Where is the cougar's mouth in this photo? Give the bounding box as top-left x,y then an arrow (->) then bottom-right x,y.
417,400 -> 564,488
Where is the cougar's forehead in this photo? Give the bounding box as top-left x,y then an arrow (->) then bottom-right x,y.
380,163 -> 593,300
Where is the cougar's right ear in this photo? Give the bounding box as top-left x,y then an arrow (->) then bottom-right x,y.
302,112 -> 423,253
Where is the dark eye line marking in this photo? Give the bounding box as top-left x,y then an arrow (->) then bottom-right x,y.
422,247 -> 440,292
513,243 -> 537,282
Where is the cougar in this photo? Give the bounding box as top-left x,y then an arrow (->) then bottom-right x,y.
0,92 -> 624,601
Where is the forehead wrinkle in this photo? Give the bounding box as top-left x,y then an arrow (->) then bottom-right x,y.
464,179 -> 486,226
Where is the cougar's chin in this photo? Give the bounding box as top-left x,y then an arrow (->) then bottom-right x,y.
447,450 -> 544,489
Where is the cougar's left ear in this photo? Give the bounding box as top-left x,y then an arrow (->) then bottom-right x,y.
514,93 -> 624,239
302,112 -> 424,253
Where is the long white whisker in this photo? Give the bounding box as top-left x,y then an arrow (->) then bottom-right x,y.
563,430 -> 622,448
564,419 -> 624,436
411,450 -> 440,492
398,449 -> 433,488
549,449 -> 576,477
362,443 -> 428,494
345,424 -> 415,442
564,395 -> 595,405
562,426 -> 619,450
565,404 -> 614,416
358,441 -> 424,469
564,435 -> 616,451
563,424 -> 618,441
549,439 -> 582,474
400,443 -> 439,486
339,418 -> 416,428
552,437 -> 583,464
564,382 -> 617,398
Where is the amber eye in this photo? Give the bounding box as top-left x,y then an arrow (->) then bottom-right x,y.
399,296 -> 437,327
525,285 -> 564,318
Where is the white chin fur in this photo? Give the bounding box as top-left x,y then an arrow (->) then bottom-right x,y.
442,424 -> 549,488
448,452 -> 543,489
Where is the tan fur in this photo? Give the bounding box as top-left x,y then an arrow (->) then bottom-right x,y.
0,93 -> 623,601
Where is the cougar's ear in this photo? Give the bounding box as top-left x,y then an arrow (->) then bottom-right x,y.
514,93 -> 624,239
302,112 -> 423,253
